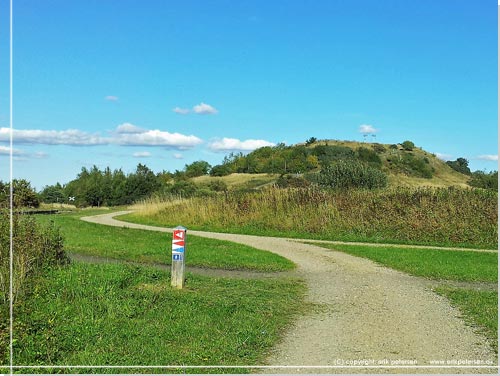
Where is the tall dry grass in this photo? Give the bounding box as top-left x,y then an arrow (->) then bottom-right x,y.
133,186 -> 498,248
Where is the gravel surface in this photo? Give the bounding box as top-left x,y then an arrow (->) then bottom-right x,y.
82,211 -> 498,374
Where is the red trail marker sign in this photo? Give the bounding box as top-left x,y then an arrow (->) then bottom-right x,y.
171,226 -> 187,289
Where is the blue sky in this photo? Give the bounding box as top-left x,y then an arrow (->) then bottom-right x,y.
0,0 -> 497,190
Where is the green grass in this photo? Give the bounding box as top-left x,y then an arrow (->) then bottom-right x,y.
12,262 -> 306,372
311,243 -> 498,282
35,211 -> 294,272
434,287 -> 498,352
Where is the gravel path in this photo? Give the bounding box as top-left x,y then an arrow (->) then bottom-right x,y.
82,211 -> 497,374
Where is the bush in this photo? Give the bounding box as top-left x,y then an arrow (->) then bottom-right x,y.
0,210 -> 68,307
316,160 -> 388,190
210,164 -> 233,177
468,171 -> 498,191
357,147 -> 382,167
276,174 -> 311,188
207,179 -> 228,192
372,143 -> 386,153
401,140 -> 415,151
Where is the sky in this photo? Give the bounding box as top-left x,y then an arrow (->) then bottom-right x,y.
0,0 -> 498,190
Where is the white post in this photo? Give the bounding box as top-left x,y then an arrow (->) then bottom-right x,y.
171,226 -> 187,289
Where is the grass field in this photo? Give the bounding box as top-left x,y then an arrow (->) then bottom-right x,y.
12,262 -> 305,372
313,243 -> 498,352
4,210 -> 306,372
35,211 -> 294,272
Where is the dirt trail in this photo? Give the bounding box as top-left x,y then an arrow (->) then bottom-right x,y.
81,211 -> 497,373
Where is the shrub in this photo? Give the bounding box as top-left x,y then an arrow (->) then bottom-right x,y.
210,164 -> 233,177
317,160 -> 388,189
401,140 -> 415,151
372,143 -> 386,153
468,171 -> 498,191
357,147 -> 382,167
276,174 -> 311,188
0,210 -> 68,307
207,179 -> 228,192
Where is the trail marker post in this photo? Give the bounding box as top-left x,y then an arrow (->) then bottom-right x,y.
171,226 -> 187,289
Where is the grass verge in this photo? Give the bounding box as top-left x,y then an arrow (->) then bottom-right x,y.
35,211 -> 294,272
12,262 -> 306,372
313,243 -> 498,353
308,244 -> 498,282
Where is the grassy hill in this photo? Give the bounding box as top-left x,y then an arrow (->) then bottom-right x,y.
196,140 -> 469,190
316,140 -> 469,188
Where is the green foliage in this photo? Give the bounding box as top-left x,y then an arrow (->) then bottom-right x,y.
305,136 -> 317,146
64,164 -> 161,207
372,143 -> 386,153
316,160 -> 387,189
468,171 -> 497,191
168,180 -> 198,197
276,174 -> 311,188
39,183 -> 65,204
387,153 -> 434,178
312,144 -> 356,168
357,147 -> 382,167
1,179 -> 40,208
210,164 -> 233,176
401,140 -> 415,151
446,157 -> 471,175
185,160 -> 212,178
0,210 -> 68,308
207,179 -> 228,192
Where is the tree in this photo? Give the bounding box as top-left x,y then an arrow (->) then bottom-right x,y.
11,179 -> 40,208
401,140 -> 415,151
184,161 -> 212,178
210,164 -> 233,177
39,183 -> 65,204
446,158 -> 471,175
305,137 -> 317,146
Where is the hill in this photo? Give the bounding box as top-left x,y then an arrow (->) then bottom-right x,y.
202,139 -> 469,189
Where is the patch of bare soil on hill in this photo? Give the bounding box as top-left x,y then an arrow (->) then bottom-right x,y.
82,211 -> 498,374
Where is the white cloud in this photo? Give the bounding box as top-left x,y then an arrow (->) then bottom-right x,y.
116,123 -> 145,134
0,125 -> 203,150
208,137 -> 275,152
173,107 -> 190,115
434,152 -> 452,161
105,95 -> 119,101
115,129 -> 202,149
0,145 -> 23,156
0,127 -> 106,145
193,102 -> 218,115
133,151 -> 151,158
173,153 -> 183,159
476,154 -> 498,161
359,124 -> 377,134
